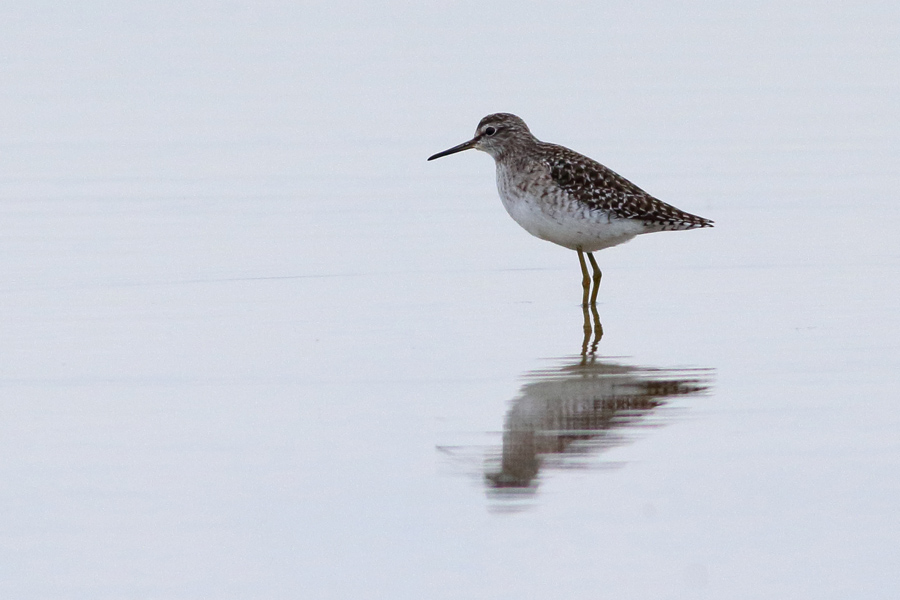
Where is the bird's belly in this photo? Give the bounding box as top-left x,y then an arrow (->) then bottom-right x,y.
498,187 -> 644,253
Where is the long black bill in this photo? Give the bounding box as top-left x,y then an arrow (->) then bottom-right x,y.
427,137 -> 478,161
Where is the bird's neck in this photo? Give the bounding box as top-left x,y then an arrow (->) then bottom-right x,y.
490,136 -> 540,166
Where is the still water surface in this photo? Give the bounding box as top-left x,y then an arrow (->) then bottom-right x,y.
1,2 -> 899,599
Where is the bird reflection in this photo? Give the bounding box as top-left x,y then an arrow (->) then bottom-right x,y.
485,306 -> 712,493
581,296 -> 603,356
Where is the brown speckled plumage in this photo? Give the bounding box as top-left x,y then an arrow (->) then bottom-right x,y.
544,144 -> 713,230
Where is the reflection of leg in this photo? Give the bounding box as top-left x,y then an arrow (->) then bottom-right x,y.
578,250 -> 590,307
581,302 -> 592,357
589,301 -> 603,354
587,252 -> 602,306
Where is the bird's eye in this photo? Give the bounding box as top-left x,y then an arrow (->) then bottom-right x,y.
484,126 -> 497,136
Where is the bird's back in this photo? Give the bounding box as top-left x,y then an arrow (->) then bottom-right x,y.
537,142 -> 713,231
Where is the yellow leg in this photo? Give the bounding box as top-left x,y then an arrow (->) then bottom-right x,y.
587,252 -> 602,305
577,250 -> 591,307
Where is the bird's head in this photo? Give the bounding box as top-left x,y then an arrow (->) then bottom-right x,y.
428,113 -> 534,161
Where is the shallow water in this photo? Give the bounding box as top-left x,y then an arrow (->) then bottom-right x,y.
1,2 -> 899,599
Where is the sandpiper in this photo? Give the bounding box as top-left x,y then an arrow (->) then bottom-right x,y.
428,113 -> 713,305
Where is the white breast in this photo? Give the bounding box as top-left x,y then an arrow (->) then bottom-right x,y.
495,162 -> 645,253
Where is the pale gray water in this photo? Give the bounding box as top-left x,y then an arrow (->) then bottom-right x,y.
1,2 -> 899,599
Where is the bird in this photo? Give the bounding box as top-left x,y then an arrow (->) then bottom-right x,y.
427,113 -> 713,306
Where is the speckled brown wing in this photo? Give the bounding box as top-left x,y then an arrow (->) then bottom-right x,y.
542,144 -> 713,230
